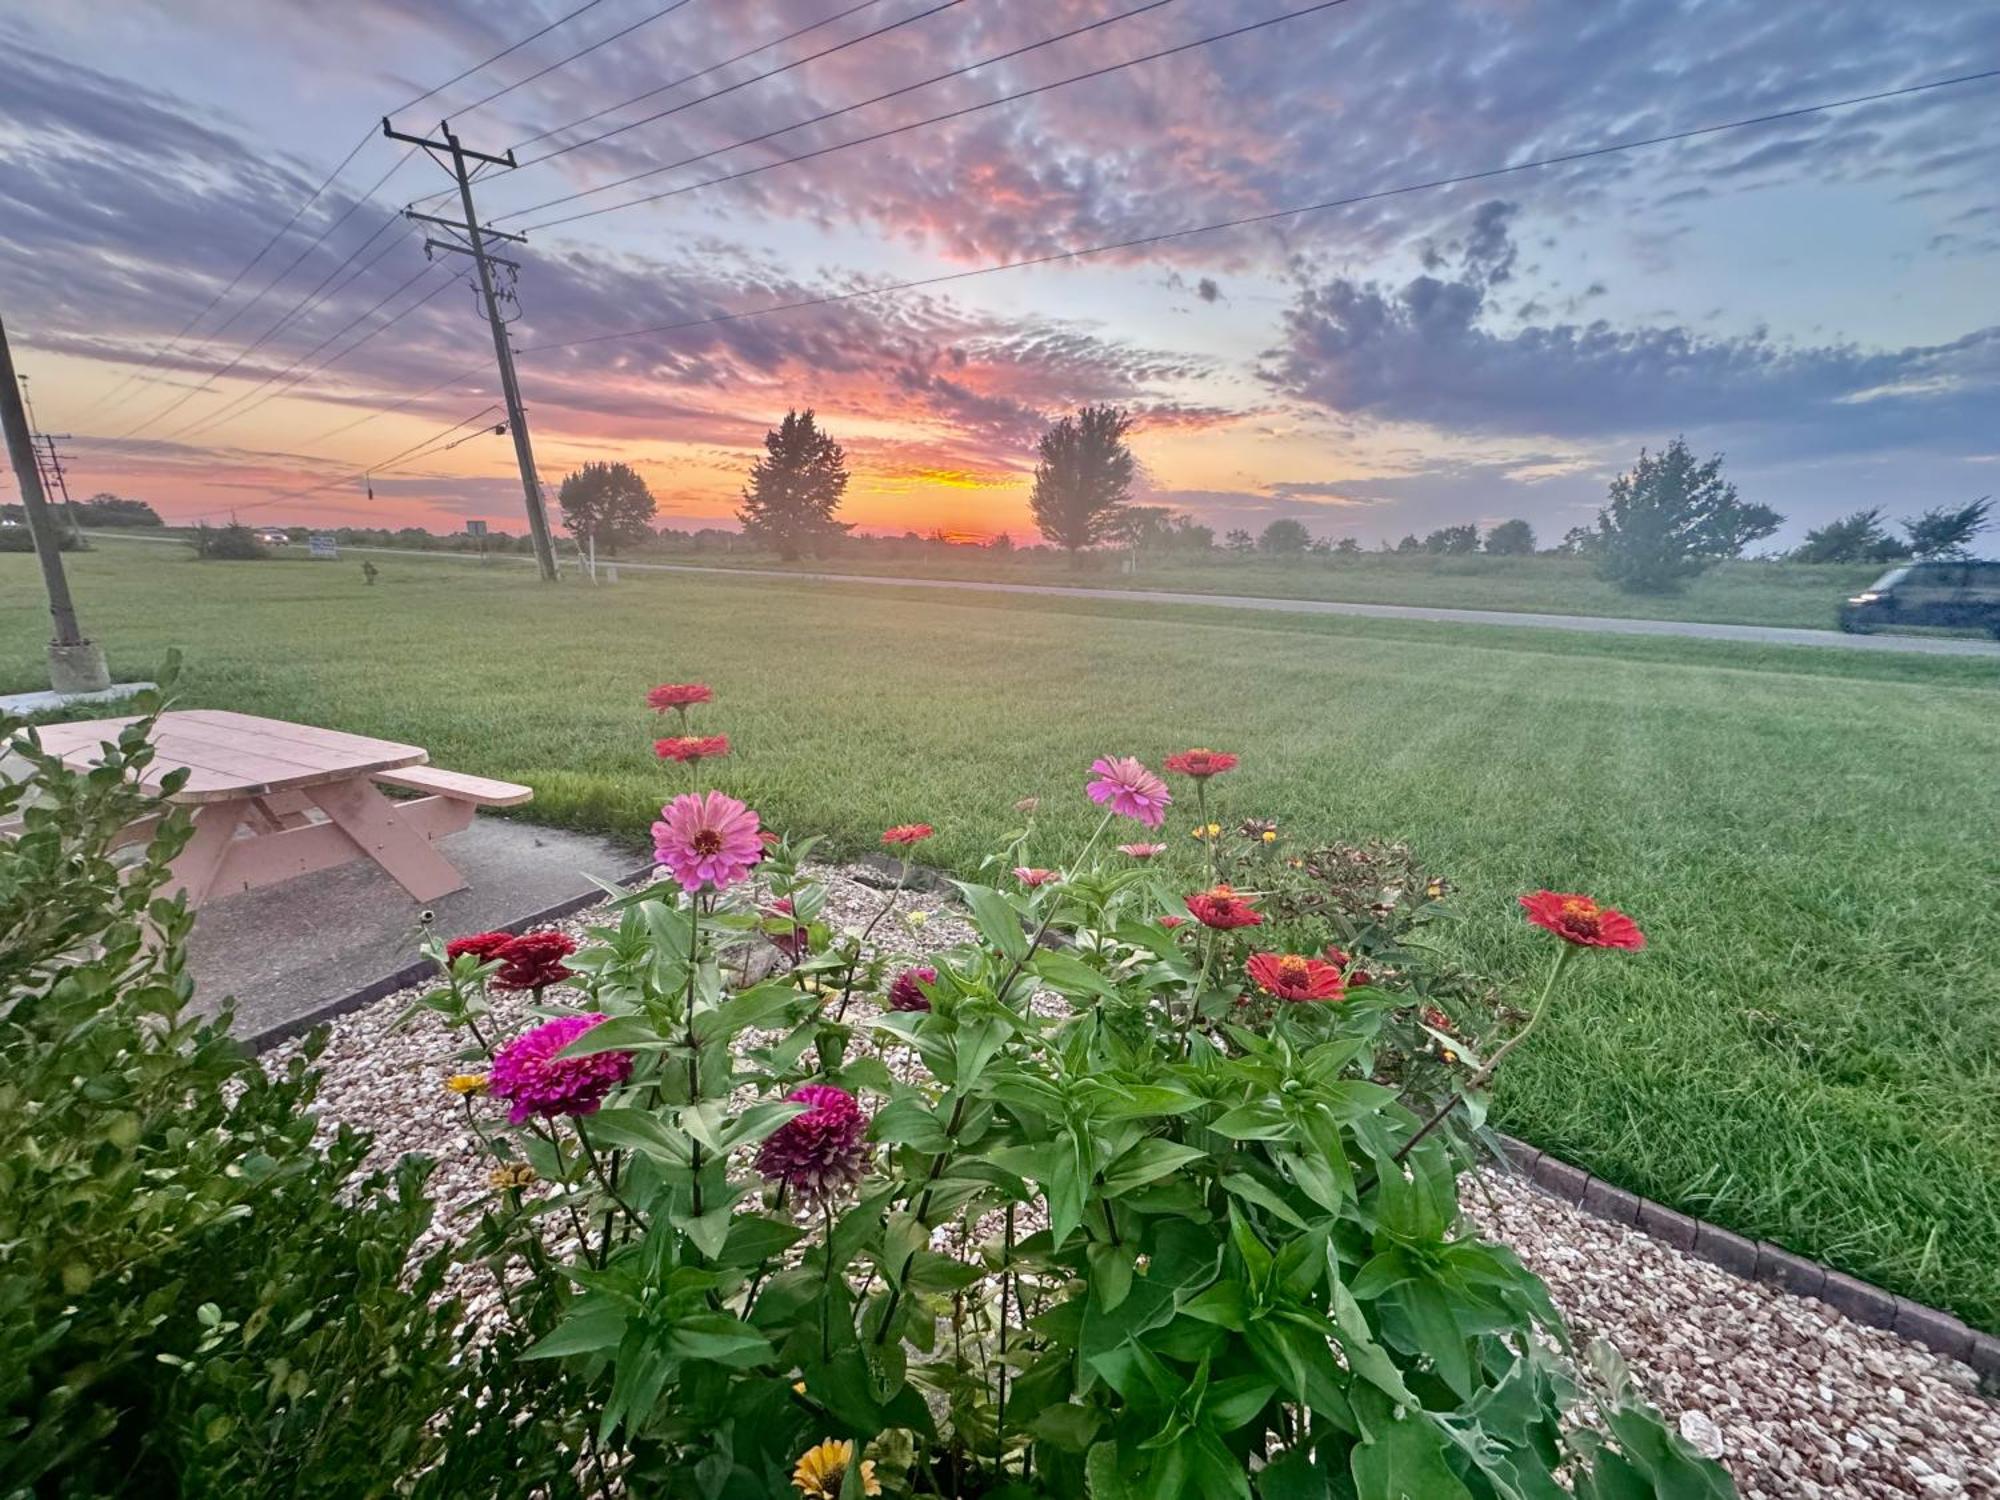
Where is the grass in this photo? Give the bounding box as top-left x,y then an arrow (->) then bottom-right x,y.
8,540 -> 1999,1330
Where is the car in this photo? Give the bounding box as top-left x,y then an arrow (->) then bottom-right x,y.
1839,559 -> 2000,637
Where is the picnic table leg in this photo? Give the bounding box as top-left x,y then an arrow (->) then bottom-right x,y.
164,801 -> 250,907
302,777 -> 468,901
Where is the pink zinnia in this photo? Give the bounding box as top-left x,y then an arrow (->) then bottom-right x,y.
488,1013 -> 633,1124
652,790 -> 764,893
1013,867 -> 1059,888
1118,842 -> 1168,860
887,964 -> 937,1012
756,1084 -> 869,1202
1086,756 -> 1171,828
648,682 -> 713,711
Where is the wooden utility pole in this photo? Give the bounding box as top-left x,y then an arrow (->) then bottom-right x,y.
383,117 -> 558,582
0,313 -> 109,693
18,376 -> 84,543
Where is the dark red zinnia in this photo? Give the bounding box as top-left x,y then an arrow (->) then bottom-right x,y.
767,897 -> 810,960
1163,749 -> 1239,779
1519,890 -> 1645,950
1246,951 -> 1346,1002
446,930 -> 515,965
492,931 -> 578,991
1184,884 -> 1262,930
756,1084 -> 869,1202
1322,944 -> 1372,986
1157,915 -> 1187,930
654,734 -> 730,763
887,965 -> 937,1012
647,682 -> 713,711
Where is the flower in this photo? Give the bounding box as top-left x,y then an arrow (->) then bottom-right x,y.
445,930 -> 514,965
1519,890 -> 1645,950
1240,818 -> 1277,839
1247,951 -> 1346,1002
1322,945 -> 1373,986
1085,755 -> 1172,827
445,1073 -> 489,1096
1157,915 -> 1187,930
1013,866 -> 1059,888
881,823 -> 935,845
1013,796 -> 1040,814
903,909 -> 931,929
767,897 -> 810,960
792,1439 -> 879,1498
1190,822 -> 1223,841
1118,842 -> 1168,859
1184,884 -> 1262,930
647,682 -> 713,711
491,931 -> 578,991
1420,1005 -> 1457,1036
887,964 -> 937,1012
488,1163 -> 538,1190
488,1013 -> 634,1124
652,790 -> 765,893
1163,748 -> 1239,779
757,1084 -> 869,1202
654,734 -> 730,763
1426,876 -> 1451,901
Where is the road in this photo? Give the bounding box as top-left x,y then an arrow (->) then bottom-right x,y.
89,533 -> 2000,659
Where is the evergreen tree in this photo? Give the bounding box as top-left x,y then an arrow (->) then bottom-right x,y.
1028,405 -> 1134,561
1594,438 -> 1769,591
1902,497 -> 1991,560
737,410 -> 849,560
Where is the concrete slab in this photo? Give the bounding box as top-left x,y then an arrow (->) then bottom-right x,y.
1,681 -> 155,715
187,817 -> 644,1038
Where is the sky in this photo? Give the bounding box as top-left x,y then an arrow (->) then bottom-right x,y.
2,0 -> 1995,549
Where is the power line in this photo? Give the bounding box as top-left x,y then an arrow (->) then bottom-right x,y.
502,0 -> 1184,224
511,0 -> 1352,230
519,67 -> 2000,353
187,404 -> 505,519
302,358 -> 494,447
513,0 -> 969,171
388,0 -> 614,115
450,0 -> 702,124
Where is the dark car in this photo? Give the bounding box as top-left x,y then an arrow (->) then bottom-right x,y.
1839,560 -> 2000,637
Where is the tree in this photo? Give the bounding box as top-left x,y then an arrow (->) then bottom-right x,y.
1168,514 -> 1215,553
1118,504 -> 1176,563
738,410 -> 850,560
988,531 -> 1014,553
557,461 -> 657,556
1556,526 -> 1599,557
1028,404 -> 1134,561
1258,518 -> 1312,555
1394,534 -> 1422,553
75,493 -> 163,527
1483,519 -> 1536,555
1792,507 -> 1910,564
1902,497 -> 1992,560
1423,524 -> 1479,555
1706,500 -> 1783,557
1224,528 -> 1254,553
1592,438 -> 1766,592
1334,536 -> 1362,555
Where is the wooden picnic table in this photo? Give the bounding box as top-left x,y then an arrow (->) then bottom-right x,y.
32,709 -> 526,908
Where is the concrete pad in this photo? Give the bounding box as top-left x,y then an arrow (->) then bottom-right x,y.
187,817 -> 644,1038
0,681 -> 155,715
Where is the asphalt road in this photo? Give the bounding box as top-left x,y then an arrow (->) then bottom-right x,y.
88,534 -> 2000,659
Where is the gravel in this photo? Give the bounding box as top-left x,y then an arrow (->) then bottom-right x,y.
275,865 -> 1998,1499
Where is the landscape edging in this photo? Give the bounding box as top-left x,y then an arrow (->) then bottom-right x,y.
244,864 -> 1998,1385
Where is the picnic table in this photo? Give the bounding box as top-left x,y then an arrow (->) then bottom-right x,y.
29,709 -> 530,908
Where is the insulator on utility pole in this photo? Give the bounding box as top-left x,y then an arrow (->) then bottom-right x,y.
0,312 -> 110,694
385,116 -> 559,583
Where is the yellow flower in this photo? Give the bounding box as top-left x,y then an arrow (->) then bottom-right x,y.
903,909 -> 931,929
1190,822 -> 1222,841
1260,830 -> 1277,844
792,1439 -> 879,1498
445,1073 -> 489,1096
488,1163 -> 537,1190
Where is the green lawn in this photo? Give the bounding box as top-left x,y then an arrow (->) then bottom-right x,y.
8,543 -> 1999,1331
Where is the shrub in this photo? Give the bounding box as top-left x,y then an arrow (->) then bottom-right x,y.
190,521 -> 268,559
0,679 -> 586,1497
0,524 -> 80,552
412,727 -> 1735,1495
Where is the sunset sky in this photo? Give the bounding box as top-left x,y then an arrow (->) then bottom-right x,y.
2,0 -> 1995,548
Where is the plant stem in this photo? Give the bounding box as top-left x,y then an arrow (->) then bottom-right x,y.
574,1117 -> 645,1240
835,861 -> 908,1023
684,897 -> 705,1224
996,1203 -> 1013,1476
819,1198 -> 836,1364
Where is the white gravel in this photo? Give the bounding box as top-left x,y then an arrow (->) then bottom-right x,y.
275,865 -> 1998,1499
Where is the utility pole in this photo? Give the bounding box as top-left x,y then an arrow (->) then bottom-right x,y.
18,375 -> 84,543
383,117 -> 558,582
0,313 -> 109,694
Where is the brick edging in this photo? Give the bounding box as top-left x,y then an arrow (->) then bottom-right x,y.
1497,1135 -> 1999,1382
242,868 -> 1996,1384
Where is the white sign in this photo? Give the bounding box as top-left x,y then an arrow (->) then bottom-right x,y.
307,532 -> 338,560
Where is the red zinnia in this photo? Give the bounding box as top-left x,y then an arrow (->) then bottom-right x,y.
882,824 -> 935,845
446,930 -> 514,965
1157,915 -> 1187,930
767,898 -> 810,960
492,931 -> 578,991
1322,944 -> 1372,986
756,1084 -> 869,1202
647,682 -> 713,711
1184,884 -> 1262,930
1519,890 -> 1645,950
887,965 -> 937,1013
1246,951 -> 1346,1003
654,734 -> 730,763
1163,749 -> 1239,780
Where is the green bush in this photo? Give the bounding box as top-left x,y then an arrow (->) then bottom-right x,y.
189,522 -> 268,560
0,680 -> 586,1497
0,524 -> 81,553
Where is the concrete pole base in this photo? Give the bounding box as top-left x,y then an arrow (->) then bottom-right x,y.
48,639 -> 111,695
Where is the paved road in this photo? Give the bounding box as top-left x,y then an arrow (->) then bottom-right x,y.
91,533 -> 2000,659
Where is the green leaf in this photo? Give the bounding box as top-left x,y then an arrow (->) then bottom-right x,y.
1032,950 -> 1123,1002
556,1013 -> 675,1056
716,1099 -> 808,1153
1088,1241 -> 1136,1312
872,1096 -> 951,1151
1103,1139 -> 1208,1196
1210,1103 -> 1293,1141
1203,1374 -> 1276,1432
1220,1171 -> 1309,1230
523,1302 -> 628,1360
954,880 -> 1029,962
580,1106 -> 690,1167
1349,1388 -> 1474,1500
666,1313 -> 772,1367
693,981 -> 802,1044
717,1214 -> 804,1268
672,1202 -> 737,1261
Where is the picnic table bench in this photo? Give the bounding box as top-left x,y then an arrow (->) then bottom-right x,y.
21,709 -> 530,908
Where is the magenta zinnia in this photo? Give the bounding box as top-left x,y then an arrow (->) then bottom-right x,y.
887,964 -> 937,1012
652,790 -> 765,893
1086,756 -> 1171,827
488,1013 -> 633,1124
757,1084 -> 869,1202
